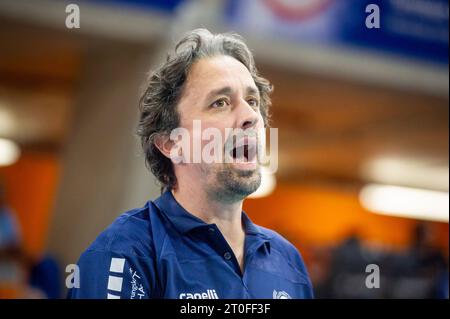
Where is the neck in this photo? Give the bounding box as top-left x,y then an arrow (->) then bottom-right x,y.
172,178 -> 244,242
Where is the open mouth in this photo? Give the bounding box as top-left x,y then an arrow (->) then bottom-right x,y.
229,138 -> 257,163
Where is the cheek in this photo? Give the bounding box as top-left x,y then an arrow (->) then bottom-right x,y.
179,111 -> 198,130
256,113 -> 265,129
201,122 -> 229,146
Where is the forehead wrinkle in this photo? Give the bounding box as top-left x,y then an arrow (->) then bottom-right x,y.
178,56 -> 258,113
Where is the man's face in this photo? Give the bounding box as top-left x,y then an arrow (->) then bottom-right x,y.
176,55 -> 264,202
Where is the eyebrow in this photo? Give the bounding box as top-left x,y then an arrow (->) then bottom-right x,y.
205,86 -> 260,102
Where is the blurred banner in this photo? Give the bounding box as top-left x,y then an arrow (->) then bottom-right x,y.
226,0 -> 449,64
88,0 -> 187,13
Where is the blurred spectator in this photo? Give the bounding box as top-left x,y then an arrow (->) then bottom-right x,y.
313,224 -> 448,299
0,178 -> 60,298
321,235 -> 386,298
0,179 -> 21,250
395,223 -> 447,298
29,255 -> 62,299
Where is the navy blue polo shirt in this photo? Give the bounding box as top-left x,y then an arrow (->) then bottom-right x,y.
68,191 -> 314,299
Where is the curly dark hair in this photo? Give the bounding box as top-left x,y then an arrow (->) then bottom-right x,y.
137,28 -> 273,191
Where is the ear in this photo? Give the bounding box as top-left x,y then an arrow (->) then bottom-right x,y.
154,134 -> 186,165
154,134 -> 175,160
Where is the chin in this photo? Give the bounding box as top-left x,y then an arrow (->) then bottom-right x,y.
225,170 -> 262,197
204,164 -> 261,202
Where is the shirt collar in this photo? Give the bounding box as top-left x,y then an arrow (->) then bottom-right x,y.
241,211 -> 272,255
154,190 -> 207,234
153,190 -> 272,244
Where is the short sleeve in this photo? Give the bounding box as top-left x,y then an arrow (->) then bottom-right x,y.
67,249 -> 156,299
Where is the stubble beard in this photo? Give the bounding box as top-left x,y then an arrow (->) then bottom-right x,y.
202,163 -> 261,204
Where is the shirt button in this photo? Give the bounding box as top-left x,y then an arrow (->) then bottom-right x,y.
208,227 -> 215,234
223,252 -> 232,260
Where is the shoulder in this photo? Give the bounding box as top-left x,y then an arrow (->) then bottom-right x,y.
257,225 -> 300,255
256,225 -> 311,279
69,202 -> 161,299
84,202 -> 157,257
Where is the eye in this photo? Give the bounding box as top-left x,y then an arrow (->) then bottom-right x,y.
247,98 -> 259,108
210,98 -> 230,108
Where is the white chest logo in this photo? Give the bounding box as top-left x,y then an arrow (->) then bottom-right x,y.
179,289 -> 219,299
273,290 -> 292,299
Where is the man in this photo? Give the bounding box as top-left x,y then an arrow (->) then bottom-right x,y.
68,29 -> 313,299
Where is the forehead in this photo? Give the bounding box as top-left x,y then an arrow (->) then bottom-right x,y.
183,55 -> 256,95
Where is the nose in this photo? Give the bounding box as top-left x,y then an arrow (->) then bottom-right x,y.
237,99 -> 259,130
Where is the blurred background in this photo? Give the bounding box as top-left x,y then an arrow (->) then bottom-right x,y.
0,0 -> 448,299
